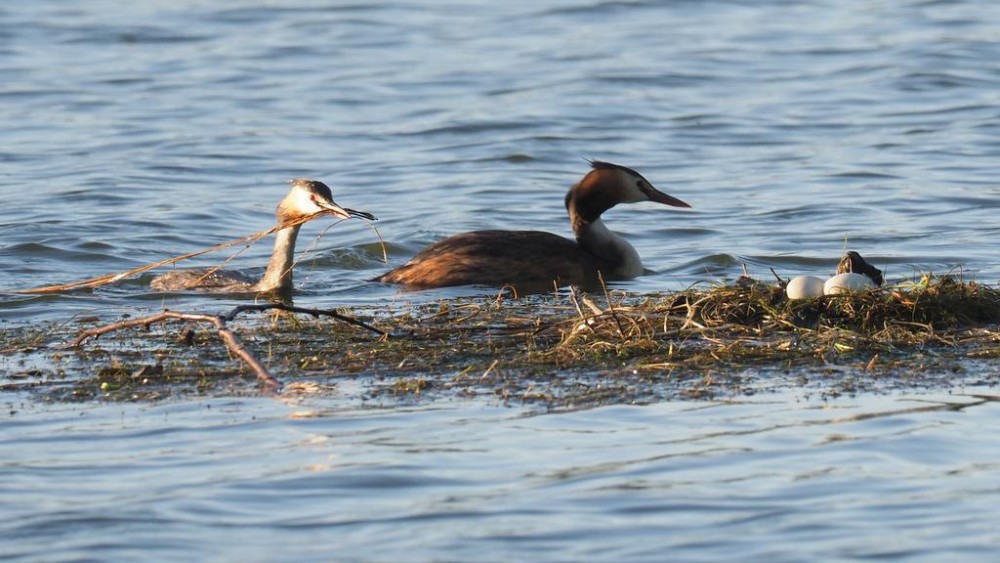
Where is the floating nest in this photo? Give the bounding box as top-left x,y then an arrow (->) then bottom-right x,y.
673,274 -> 1000,340
3,275 -> 999,407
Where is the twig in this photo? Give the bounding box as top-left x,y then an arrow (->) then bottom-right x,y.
598,271 -> 626,339
481,359 -> 499,380
580,296 -> 604,316
369,222 -> 389,264
568,286 -> 587,320
18,225 -> 280,294
13,209 -> 377,294
225,303 -> 386,336
188,235 -> 264,288
70,303 -> 385,393
72,310 -> 281,392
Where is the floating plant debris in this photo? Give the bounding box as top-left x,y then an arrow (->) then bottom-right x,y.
2,275 -> 998,407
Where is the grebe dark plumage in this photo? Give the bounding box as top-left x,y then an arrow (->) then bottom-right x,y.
376,161 -> 690,290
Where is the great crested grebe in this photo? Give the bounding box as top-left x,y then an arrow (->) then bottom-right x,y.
376,161 -> 691,289
150,179 -> 374,294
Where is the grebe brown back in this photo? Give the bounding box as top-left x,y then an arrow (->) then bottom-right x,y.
376,161 -> 691,289
150,179 -> 374,295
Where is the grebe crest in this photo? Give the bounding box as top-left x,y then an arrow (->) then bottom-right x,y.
150,179 -> 374,295
377,161 -> 690,290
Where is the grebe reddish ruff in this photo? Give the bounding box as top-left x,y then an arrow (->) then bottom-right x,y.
376,161 -> 691,289
150,179 -> 374,294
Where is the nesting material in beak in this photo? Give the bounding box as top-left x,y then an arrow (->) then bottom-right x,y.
317,199 -> 376,221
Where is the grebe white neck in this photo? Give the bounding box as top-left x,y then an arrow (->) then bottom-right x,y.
576,218 -> 642,279
252,223 -> 301,293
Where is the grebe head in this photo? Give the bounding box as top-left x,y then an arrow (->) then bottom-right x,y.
565,161 -> 691,222
279,179 -> 376,226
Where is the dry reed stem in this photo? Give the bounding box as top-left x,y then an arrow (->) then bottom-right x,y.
18,225 -> 281,294
14,210 -> 379,294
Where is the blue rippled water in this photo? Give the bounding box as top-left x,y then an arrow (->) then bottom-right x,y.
4,394 -> 1000,561
2,0 -> 999,319
2,1 -> 999,560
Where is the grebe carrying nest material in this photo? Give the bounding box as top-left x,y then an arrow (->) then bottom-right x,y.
376,161 -> 691,290
150,179 -> 374,294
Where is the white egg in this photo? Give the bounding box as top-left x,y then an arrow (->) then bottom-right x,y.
824,272 -> 875,295
786,275 -> 826,300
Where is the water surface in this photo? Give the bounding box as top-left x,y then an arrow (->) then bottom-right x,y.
2,1 -> 999,560
2,0 -> 998,321
4,392 -> 1000,561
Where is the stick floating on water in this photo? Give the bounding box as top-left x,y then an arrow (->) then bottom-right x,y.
14,211 -> 381,294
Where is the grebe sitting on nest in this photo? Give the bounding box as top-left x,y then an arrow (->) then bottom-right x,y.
150,179 -> 374,294
376,161 -> 691,290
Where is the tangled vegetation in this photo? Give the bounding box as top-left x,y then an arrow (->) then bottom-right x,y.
2,275 -> 999,408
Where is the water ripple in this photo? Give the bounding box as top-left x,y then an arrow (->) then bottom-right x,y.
2,3 -> 1000,556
